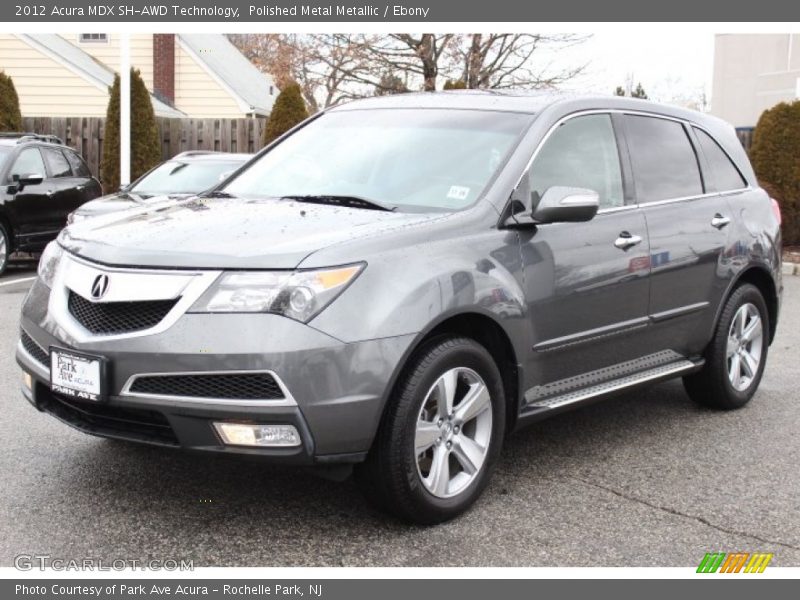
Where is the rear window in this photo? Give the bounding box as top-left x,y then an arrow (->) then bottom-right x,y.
693,128 -> 747,192
42,147 -> 72,178
625,115 -> 703,203
64,150 -> 92,177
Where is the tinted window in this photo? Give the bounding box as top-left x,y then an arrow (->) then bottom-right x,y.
42,148 -> 72,178
65,150 -> 92,177
528,114 -> 624,209
693,128 -> 747,192
625,116 -> 703,202
8,148 -> 46,182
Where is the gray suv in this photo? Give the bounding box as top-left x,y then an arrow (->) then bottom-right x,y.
17,92 -> 783,524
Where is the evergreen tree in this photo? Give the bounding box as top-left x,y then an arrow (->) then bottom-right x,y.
0,71 -> 23,132
262,83 -> 309,146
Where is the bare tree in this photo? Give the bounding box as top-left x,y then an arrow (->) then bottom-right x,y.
453,34 -> 588,89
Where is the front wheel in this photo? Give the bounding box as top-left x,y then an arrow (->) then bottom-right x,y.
357,336 -> 506,524
683,283 -> 769,410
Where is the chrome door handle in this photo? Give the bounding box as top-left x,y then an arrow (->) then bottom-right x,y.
711,214 -> 730,229
614,232 -> 643,250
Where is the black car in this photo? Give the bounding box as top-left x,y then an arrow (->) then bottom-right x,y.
0,133 -> 101,275
67,151 -> 252,223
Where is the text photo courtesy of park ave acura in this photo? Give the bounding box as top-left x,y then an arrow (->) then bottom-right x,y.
1,20 -> 800,575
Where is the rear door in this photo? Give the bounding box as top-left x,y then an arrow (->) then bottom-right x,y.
64,148 -> 102,204
622,114 -> 734,358
41,146 -> 86,222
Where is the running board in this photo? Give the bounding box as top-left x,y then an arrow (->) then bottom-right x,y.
521,359 -> 700,415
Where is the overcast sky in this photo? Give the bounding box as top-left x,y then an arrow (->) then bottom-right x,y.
551,31 -> 715,108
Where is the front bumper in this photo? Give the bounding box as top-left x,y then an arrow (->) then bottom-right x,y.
19,277 -> 415,464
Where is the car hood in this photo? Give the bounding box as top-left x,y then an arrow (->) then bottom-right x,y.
74,192 -> 191,217
60,196 -> 444,269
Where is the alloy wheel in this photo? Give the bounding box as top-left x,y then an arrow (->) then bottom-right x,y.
726,302 -> 763,392
414,367 -> 493,499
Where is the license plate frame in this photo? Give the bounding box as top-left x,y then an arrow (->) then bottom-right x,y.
49,346 -> 108,402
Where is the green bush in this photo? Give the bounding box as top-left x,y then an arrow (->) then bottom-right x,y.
101,73 -> 121,192
262,83 -> 308,146
101,69 -> 161,193
0,71 -> 23,131
443,79 -> 466,90
750,101 -> 800,245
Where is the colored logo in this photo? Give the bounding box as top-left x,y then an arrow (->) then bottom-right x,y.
697,552 -> 773,573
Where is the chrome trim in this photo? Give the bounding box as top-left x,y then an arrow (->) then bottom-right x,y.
120,370 -> 298,407
510,108 -> 752,212
534,316 -> 650,352
650,302 -> 710,323
50,253 -> 222,343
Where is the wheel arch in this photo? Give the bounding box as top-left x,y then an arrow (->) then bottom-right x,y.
376,308 -> 524,438
716,265 -> 779,344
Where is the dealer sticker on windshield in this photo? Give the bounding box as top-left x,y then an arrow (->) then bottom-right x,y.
50,348 -> 105,402
447,185 -> 470,201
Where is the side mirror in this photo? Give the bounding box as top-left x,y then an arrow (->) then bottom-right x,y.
532,186 -> 599,224
9,173 -> 44,193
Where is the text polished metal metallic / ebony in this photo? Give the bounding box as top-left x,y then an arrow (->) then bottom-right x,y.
17,92 -> 782,524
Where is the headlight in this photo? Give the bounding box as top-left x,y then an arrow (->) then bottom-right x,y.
190,263 -> 364,322
38,241 -> 64,288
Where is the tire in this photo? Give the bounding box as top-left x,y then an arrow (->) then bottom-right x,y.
683,283 -> 769,410
356,336 -> 506,525
0,222 -> 9,277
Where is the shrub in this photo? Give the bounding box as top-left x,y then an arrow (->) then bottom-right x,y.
101,69 -> 161,193
443,79 -> 467,90
262,82 -> 308,146
750,100 -> 800,245
0,71 -> 23,131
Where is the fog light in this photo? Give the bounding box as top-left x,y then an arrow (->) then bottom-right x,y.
22,372 -> 32,391
213,422 -> 301,447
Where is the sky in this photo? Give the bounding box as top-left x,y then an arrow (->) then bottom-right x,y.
547,31 -> 715,109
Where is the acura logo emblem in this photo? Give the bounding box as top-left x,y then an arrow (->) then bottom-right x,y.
91,274 -> 109,300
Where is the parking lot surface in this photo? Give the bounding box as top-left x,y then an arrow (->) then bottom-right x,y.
1,266 -> 798,567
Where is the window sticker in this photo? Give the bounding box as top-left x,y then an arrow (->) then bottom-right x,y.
447,185 -> 470,201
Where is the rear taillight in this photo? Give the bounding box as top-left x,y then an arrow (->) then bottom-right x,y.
771,198 -> 782,225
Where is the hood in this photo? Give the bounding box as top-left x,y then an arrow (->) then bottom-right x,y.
74,192 -> 191,217
60,196 -> 444,269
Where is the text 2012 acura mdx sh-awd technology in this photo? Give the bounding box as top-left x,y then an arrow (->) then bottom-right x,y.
17,93 -> 782,524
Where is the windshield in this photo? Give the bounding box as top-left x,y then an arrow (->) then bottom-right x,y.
223,109 -> 533,212
131,159 -> 244,195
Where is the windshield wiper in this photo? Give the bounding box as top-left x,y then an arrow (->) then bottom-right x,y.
200,190 -> 235,199
282,194 -> 397,212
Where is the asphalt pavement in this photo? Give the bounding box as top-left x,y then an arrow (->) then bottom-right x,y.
1,264 -> 798,567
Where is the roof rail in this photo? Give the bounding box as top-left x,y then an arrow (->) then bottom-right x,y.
173,150 -> 223,158
0,132 -> 64,145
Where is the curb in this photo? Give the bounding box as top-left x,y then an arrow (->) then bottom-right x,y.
782,262 -> 799,276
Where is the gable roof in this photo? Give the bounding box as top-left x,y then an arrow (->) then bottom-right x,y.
178,34 -> 277,116
18,33 -> 187,118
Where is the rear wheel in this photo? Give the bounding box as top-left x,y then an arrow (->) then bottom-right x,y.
357,336 -> 506,524
683,283 -> 769,410
0,222 -> 9,277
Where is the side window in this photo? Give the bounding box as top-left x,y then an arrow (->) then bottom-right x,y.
42,148 -> 73,178
65,150 -> 92,177
8,148 -> 47,183
529,114 -> 624,210
625,115 -> 703,202
693,128 -> 747,192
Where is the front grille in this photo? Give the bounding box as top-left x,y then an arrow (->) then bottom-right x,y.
68,290 -> 179,335
21,330 -> 49,366
39,387 -> 178,446
129,373 -> 285,400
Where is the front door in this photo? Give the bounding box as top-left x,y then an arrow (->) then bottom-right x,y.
516,113 -> 653,396
5,146 -> 61,249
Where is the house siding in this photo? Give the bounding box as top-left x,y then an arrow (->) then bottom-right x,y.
174,41 -> 245,118
0,34 -> 108,117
